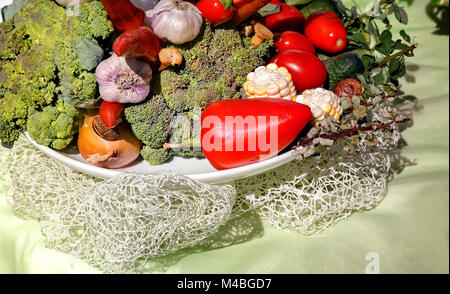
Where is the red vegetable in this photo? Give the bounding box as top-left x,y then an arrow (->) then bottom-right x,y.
271,50 -> 328,92
304,11 -> 348,54
113,26 -> 161,67
264,2 -> 305,33
231,0 -> 271,25
99,101 -> 125,129
196,0 -> 235,26
233,0 -> 252,8
275,31 -> 316,54
201,98 -> 311,170
101,0 -> 145,32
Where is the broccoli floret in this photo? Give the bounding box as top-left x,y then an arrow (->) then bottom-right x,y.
0,0 -> 114,147
124,96 -> 174,149
27,99 -> 82,150
0,92 -> 28,144
0,20 -> 31,60
140,147 -> 173,166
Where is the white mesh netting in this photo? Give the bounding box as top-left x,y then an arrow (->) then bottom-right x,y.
0,113 -> 411,273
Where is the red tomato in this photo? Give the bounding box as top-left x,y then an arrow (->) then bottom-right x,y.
275,31 -> 316,54
304,11 -> 348,54
201,98 -> 311,170
99,101 -> 125,128
196,0 -> 235,26
271,50 -> 328,92
264,2 -> 305,33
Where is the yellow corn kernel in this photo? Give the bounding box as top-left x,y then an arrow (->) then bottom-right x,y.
321,103 -> 332,113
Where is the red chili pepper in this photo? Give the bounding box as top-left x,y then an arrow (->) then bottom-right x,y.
99,101 -> 125,129
113,26 -> 161,67
264,2 -> 305,33
101,0 -> 145,32
201,98 -> 311,170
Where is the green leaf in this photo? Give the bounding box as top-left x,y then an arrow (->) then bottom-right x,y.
219,0 -> 234,10
389,58 -> 401,74
350,6 -> 358,18
368,19 -> 380,41
348,32 -> 370,49
393,5 -> 408,24
400,30 -> 411,43
376,30 -> 393,55
352,96 -> 361,107
392,41 -> 409,51
258,3 -> 281,17
362,54 -> 376,68
2,0 -> 33,21
75,38 -> 104,71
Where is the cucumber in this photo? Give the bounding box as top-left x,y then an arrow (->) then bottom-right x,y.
299,0 -> 340,19
323,52 -> 365,90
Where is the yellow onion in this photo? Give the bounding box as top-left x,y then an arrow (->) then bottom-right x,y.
78,112 -> 142,169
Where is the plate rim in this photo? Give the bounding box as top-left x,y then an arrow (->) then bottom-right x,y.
24,132 -> 299,184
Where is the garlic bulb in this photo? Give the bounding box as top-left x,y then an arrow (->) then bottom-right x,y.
96,54 -> 152,104
145,0 -> 203,45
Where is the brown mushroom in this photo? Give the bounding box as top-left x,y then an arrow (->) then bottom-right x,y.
158,48 -> 183,71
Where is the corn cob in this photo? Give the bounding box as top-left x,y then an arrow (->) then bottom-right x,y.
295,88 -> 343,126
244,64 -> 298,100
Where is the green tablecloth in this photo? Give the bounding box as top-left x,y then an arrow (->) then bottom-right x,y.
0,1 -> 448,274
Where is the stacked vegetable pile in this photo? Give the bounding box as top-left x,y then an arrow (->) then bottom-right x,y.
0,0 -> 416,171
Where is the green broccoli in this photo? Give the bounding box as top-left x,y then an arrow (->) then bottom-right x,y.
140,147 -> 173,166
27,99 -> 82,151
124,96 -> 174,149
126,23 -> 273,165
0,92 -> 28,144
0,0 -> 114,146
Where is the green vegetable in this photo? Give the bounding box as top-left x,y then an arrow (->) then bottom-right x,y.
323,52 -> 365,89
76,38 -> 104,71
0,0 -> 114,145
125,23 -> 272,165
299,0 -> 339,19
124,96 -> 174,150
140,147 -> 173,166
1,0 -> 33,21
27,99 -> 83,151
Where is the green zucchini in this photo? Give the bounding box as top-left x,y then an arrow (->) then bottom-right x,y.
323,52 -> 365,90
299,0 -> 340,19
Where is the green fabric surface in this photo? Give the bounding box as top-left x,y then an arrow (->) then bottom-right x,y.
0,1 -> 448,274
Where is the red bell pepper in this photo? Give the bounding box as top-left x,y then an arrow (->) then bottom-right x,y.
113,26 -> 161,67
101,0 -> 145,32
201,98 -> 311,170
99,101 -> 125,129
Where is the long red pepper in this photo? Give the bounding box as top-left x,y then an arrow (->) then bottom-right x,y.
101,0 -> 145,32
113,26 -> 161,67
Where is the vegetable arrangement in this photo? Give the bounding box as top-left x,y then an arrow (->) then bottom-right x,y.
0,0 -> 416,171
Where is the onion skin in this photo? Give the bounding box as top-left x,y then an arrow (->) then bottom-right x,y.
78,112 -> 142,169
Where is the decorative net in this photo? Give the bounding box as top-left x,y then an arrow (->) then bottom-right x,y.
0,106 -> 412,273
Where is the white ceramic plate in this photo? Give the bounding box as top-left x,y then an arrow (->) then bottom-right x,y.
25,133 -> 298,184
